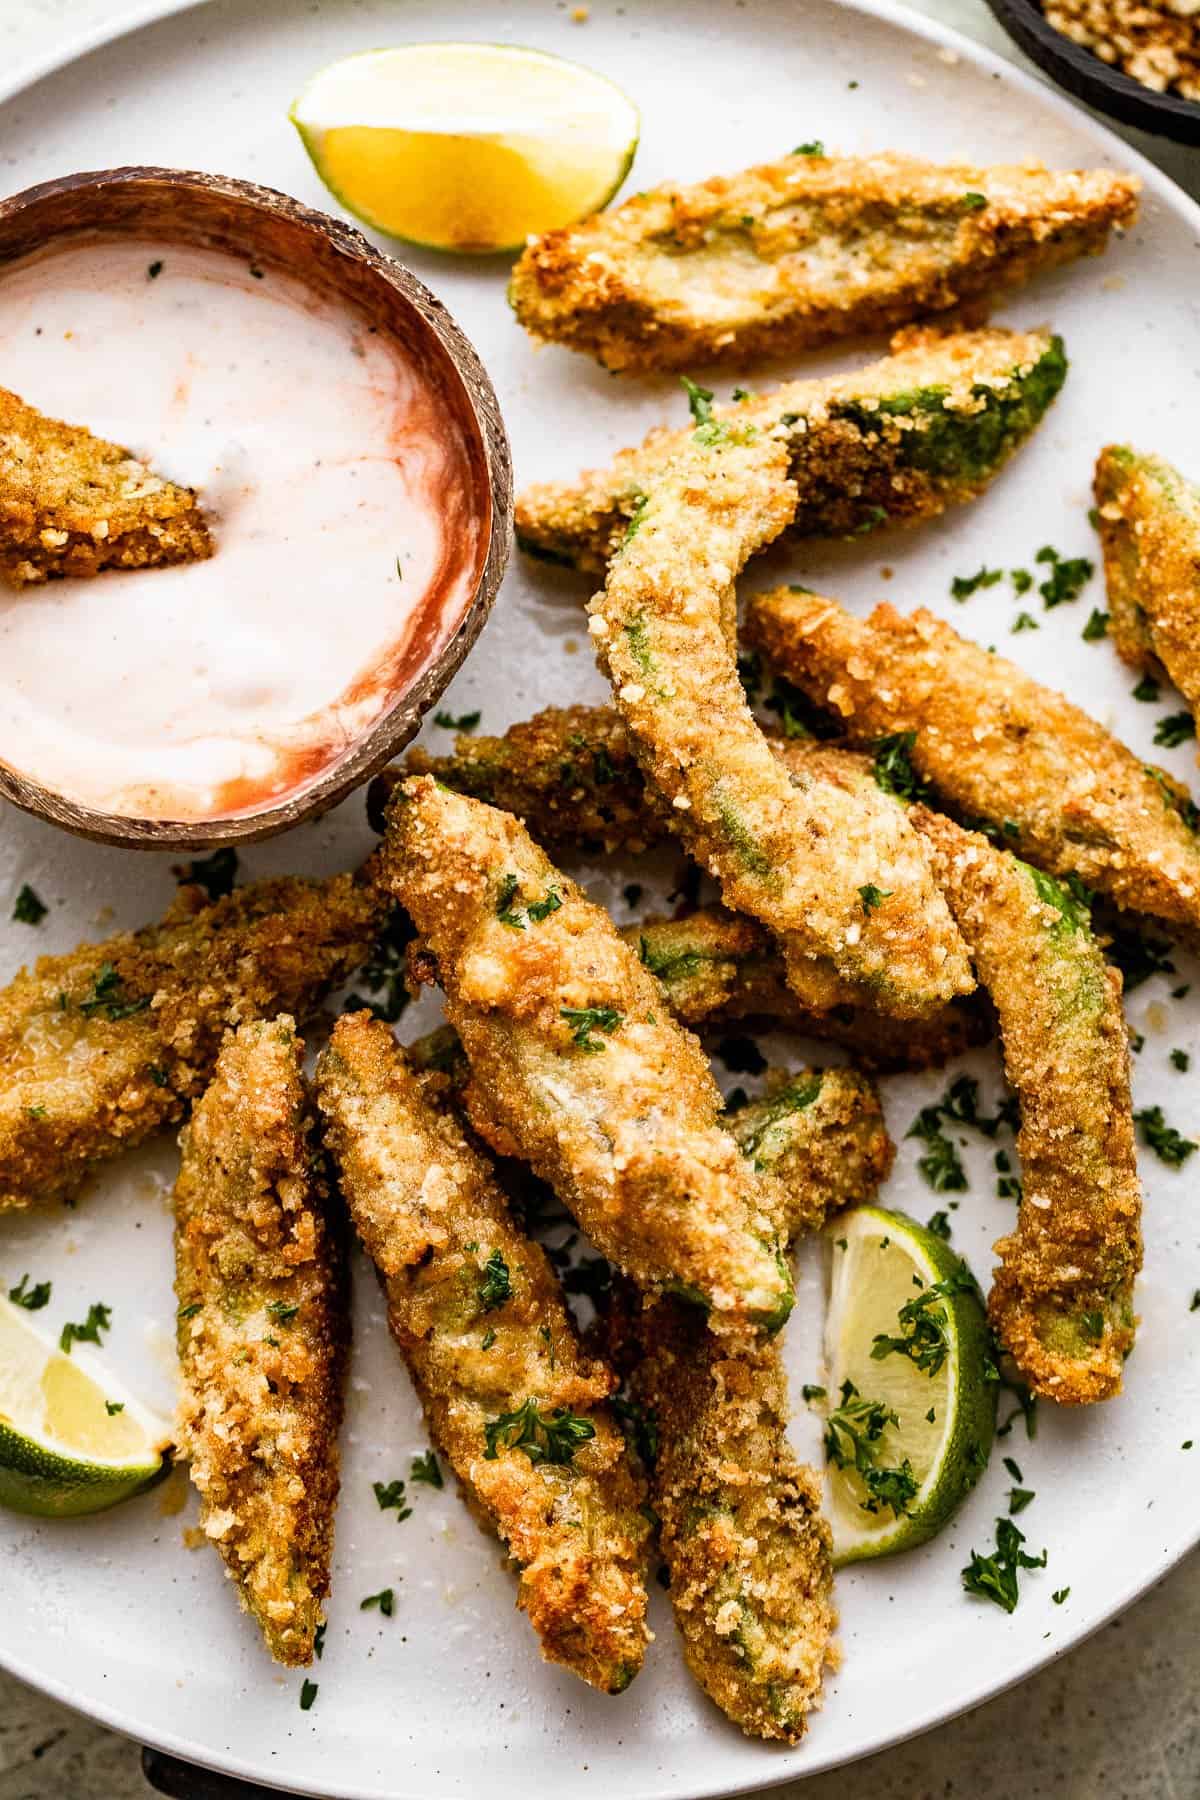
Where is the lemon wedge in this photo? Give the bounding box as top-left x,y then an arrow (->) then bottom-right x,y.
290,43 -> 639,254
0,1295 -> 171,1517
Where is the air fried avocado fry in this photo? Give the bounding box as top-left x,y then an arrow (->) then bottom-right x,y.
0,385 -> 212,586
589,434 -> 972,1018
381,775 -> 793,1332
727,1066 -> 894,1243
515,325 -> 1067,571
601,1289 -> 835,1742
747,588 -> 1200,944
1094,445 -> 1200,719
315,1013 -> 650,1693
912,809 -> 1142,1404
0,871 -> 382,1214
509,151 -> 1135,373
174,1016 -> 347,1666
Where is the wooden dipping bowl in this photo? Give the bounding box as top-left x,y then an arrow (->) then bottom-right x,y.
0,165 -> 513,851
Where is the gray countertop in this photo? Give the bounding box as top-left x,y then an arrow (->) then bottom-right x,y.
0,2 -> 1196,1796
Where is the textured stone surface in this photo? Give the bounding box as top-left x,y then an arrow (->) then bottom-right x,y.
1,2 -> 1197,1796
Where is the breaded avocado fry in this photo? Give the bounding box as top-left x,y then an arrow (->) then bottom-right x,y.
1094,445 -> 1200,720
0,871 -> 382,1214
0,385 -> 212,586
601,1289 -> 835,1743
380,775 -> 793,1332
315,1012 -> 650,1693
589,434 -> 972,1018
174,1016 -> 348,1666
515,326 -> 1067,571
727,1066 -> 894,1243
912,809 -> 1142,1404
746,588 -> 1200,945
509,151 -> 1135,374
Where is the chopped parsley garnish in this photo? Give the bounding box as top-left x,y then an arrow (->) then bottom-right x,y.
59,1301 -> 112,1354
1134,1104 -> 1197,1167
801,1383 -> 827,1403
960,191 -> 988,210
950,565 -> 1002,601
823,1379 -> 917,1518
1191,1292 -> 1200,1313
147,260 -> 163,279
433,709 -> 481,732
395,556 -> 404,580
177,1302 -> 201,1320
179,847 -> 238,901
1082,608 -> 1110,641
765,675 -> 840,740
1003,1455 -> 1023,1482
926,1209 -> 952,1239
342,904 -> 415,1022
8,1273 -> 51,1310
1011,568 -> 1033,595
477,1250 -> 512,1312
494,876 -> 563,932
1154,711 -> 1196,748
906,1112 -> 966,1192
871,1266 -> 977,1377
859,883 -> 891,914
372,1478 -> 412,1520
480,1327 -> 496,1351
793,140 -> 825,155
299,1679 -> 318,1711
410,1449 -> 443,1488
105,1400 -> 124,1416
681,375 -> 715,427
1144,763 -> 1200,834
1012,611 -> 1038,632
1035,545 -> 1094,609
360,1588 -> 395,1616
714,1033 -> 767,1075
12,883 -> 47,925
961,1516 -> 1047,1613
1008,1485 -> 1035,1515
1133,673 -> 1161,703
483,1398 -> 596,1466
904,1074 -> 1012,1187
266,1300 -> 299,1326
1052,1587 -> 1070,1605
1171,1049 -> 1190,1072
560,1004 -> 623,1052
77,963 -> 149,1022
870,730 -> 932,803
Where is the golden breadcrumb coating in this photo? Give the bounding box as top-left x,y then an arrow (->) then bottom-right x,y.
746,588 -> 1200,945
0,870 -> 382,1214
728,1066 -> 894,1243
913,810 -> 1142,1404
509,151 -> 1137,373
589,434 -> 972,1018
0,385 -> 212,586
1095,445 -> 1200,721
380,775 -> 793,1332
516,325 -> 1067,572
601,1290 -> 835,1742
315,1013 -> 651,1693
174,1016 -> 347,1666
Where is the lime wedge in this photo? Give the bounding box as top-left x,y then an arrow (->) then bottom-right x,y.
822,1206 -> 996,1565
290,43 -> 639,253
0,1296 -> 171,1517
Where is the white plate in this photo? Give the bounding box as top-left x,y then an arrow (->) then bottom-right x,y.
1,2 -> 1199,1795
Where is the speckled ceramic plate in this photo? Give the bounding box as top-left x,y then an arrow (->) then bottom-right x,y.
1,2 -> 1199,1795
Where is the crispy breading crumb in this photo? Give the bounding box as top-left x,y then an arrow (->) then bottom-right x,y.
1044,0 -> 1200,99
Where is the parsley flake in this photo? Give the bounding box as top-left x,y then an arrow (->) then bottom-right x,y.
1082,608 -> 1110,641
410,1450 -> 442,1488
859,883 -> 892,914
8,1273 -> 51,1310
483,1399 -> 596,1466
560,1005 -> 623,1052
360,1588 -> 395,1616
12,884 -> 47,925
433,709 -> 481,733
962,1516 -> 1047,1612
477,1250 -> 512,1312
1134,1104 -> 1197,1167
59,1302 -> 112,1354
1155,712 -> 1196,749
372,1478 -> 412,1521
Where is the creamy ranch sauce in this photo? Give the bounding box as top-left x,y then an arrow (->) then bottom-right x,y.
0,238 -> 484,819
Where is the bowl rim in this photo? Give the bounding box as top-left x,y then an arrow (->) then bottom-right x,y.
984,0 -> 1200,145
0,163 -> 514,852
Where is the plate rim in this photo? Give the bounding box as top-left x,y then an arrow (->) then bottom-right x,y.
0,0 -> 1197,1794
